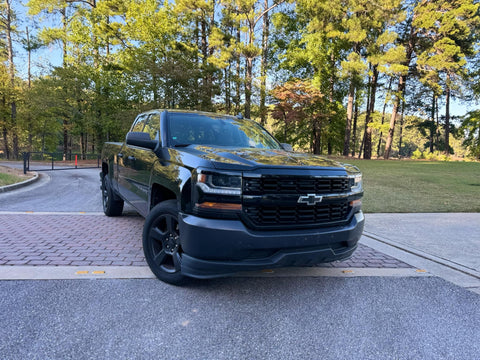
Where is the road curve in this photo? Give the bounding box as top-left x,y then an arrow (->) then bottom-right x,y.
0,167 -> 103,213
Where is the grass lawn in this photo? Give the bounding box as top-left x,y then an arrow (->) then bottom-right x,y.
0,166 -> 33,187
334,159 -> 480,213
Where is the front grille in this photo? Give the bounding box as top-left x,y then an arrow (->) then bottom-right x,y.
244,202 -> 350,228
243,176 -> 350,195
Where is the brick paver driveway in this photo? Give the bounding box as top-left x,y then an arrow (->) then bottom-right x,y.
0,213 -> 411,268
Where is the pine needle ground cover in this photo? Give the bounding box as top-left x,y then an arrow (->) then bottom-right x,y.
337,160 -> 480,213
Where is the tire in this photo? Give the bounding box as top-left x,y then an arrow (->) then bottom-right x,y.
143,200 -> 187,285
102,175 -> 124,217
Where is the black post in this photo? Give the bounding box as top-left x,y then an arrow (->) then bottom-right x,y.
51,153 -> 54,170
23,152 -> 28,174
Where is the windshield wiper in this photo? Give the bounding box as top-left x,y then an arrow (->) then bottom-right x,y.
174,143 -> 192,147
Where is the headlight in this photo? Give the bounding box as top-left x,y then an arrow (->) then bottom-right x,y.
348,173 -> 362,193
194,170 -> 242,217
197,171 -> 242,196
343,164 -> 363,194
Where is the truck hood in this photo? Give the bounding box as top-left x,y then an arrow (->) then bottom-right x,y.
178,145 -> 344,169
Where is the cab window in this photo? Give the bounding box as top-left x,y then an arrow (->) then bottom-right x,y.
143,113 -> 160,140
132,115 -> 148,132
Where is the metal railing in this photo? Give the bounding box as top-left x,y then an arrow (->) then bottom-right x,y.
23,152 -> 101,174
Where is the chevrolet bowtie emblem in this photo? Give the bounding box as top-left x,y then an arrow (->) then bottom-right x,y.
297,194 -> 323,206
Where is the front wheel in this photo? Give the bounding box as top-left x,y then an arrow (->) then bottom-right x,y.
143,200 -> 186,285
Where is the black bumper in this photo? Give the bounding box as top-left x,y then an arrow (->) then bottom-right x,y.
178,211 -> 365,279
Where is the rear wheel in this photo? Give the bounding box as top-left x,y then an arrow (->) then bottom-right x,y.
143,200 -> 186,285
102,175 -> 124,216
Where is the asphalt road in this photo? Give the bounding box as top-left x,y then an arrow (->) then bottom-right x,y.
1,277 -> 479,360
0,165 -> 134,214
0,168 -> 103,212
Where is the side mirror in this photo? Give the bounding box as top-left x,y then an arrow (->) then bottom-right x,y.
126,132 -> 158,150
280,143 -> 293,152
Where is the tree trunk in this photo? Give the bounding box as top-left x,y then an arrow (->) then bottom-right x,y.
80,132 -> 85,159
1,95 -> 9,159
26,27 -> 34,151
343,80 -> 355,156
313,120 -> 321,154
399,99 -> 405,156
225,66 -> 231,113
384,74 -> 406,159
358,73 -> 372,159
444,78 -> 451,155
435,96 -> 440,150
351,96 -> 359,157
327,52 -> 335,155
235,26 -> 241,114
430,92 -> 435,153
201,18 -> 209,111
5,0 -> 18,159
2,126 -> 9,160
376,78 -> 393,157
363,65 -> 378,159
245,55 -> 253,119
259,0 -> 269,125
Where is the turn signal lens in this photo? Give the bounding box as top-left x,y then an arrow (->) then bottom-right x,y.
195,202 -> 242,210
350,199 -> 362,211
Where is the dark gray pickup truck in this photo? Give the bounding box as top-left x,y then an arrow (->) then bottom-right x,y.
101,110 -> 364,284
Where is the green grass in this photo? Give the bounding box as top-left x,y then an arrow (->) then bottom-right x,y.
0,172 -> 25,187
338,159 -> 480,213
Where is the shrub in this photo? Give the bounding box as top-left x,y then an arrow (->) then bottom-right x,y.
411,149 -> 424,159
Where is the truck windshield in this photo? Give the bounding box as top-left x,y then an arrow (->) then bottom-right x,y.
168,113 -> 281,149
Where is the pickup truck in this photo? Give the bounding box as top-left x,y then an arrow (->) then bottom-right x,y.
101,110 -> 364,284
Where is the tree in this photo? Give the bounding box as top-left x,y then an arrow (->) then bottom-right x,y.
384,5 -> 417,159
296,0 -> 404,158
0,0 -> 19,158
228,0 -> 286,119
175,0 -> 219,111
460,110 -> 480,159
271,79 -> 328,153
414,0 -> 480,155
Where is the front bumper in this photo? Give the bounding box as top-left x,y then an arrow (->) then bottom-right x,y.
178,211 -> 365,279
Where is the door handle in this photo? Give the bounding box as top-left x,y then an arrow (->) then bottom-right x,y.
118,153 -> 123,158
127,156 -> 136,161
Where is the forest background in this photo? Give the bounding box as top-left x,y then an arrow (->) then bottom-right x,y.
1,0 -> 480,161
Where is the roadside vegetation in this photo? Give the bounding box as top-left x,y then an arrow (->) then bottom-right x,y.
0,166 -> 32,187
339,159 -> 480,213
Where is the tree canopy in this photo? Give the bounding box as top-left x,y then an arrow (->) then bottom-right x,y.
1,0 -> 480,160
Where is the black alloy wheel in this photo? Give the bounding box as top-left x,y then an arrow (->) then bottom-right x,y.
143,200 -> 186,285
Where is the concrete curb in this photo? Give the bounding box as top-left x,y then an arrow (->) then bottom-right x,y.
0,265 -> 431,280
361,233 -> 480,295
363,230 -> 480,280
0,171 -> 40,193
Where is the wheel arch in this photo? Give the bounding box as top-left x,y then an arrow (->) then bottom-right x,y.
150,183 -> 177,210
149,161 -> 193,213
